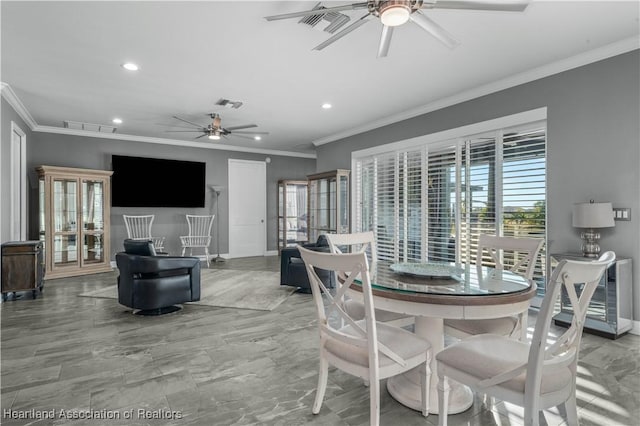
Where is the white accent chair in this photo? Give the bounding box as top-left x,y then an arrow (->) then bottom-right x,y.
123,214 -> 165,253
179,215 -> 215,267
436,251 -> 615,426
444,234 -> 544,341
298,246 -> 432,426
325,231 -> 415,327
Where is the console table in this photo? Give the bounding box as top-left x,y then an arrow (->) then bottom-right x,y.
551,253 -> 633,339
1,241 -> 44,301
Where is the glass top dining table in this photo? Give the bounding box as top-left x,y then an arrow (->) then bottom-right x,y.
350,261 -> 537,415
367,261 -> 533,299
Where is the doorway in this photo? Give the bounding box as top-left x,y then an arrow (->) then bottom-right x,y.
228,159 -> 266,258
10,122 -> 27,241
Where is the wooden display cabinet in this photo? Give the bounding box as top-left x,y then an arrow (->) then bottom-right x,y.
307,169 -> 350,242
37,165 -> 113,279
277,179 -> 309,252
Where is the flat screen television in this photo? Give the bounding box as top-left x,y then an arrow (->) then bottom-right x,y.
111,155 -> 206,207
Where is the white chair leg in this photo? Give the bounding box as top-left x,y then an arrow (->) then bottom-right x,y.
205,247 -> 210,267
181,247 -> 186,257
312,357 -> 329,414
564,393 -> 578,426
421,361 -> 431,417
519,311 -> 528,342
369,375 -> 380,426
438,375 -> 449,426
523,402 -> 540,426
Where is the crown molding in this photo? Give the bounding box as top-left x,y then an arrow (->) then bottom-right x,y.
312,36 -> 640,147
0,82 -> 38,130
0,81 -> 315,159
33,125 -> 316,159
1,81 -> 315,159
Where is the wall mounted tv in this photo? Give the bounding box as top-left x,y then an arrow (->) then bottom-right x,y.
111,155 -> 206,207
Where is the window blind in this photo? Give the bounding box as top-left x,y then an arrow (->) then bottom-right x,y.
354,121 -> 547,289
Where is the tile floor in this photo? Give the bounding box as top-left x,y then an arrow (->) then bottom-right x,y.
1,256 -> 638,425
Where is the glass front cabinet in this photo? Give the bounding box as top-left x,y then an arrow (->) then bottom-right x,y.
277,180 -> 309,252
307,169 -> 350,242
37,165 -> 113,279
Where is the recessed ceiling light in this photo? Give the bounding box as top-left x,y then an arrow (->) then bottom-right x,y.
122,63 -> 139,71
254,136 -> 262,141
112,118 -> 123,124
322,103 -> 332,109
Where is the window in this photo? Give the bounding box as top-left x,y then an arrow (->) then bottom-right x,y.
353,113 -> 547,292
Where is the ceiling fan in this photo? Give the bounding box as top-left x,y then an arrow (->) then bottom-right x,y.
166,114 -> 269,141
265,0 -> 529,57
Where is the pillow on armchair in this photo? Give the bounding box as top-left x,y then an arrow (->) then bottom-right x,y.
123,239 -> 157,256
280,235 -> 334,293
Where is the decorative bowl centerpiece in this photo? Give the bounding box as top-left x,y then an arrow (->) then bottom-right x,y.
390,262 -> 464,280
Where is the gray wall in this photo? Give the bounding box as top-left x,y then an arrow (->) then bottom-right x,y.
25,132 -> 316,257
316,50 -> 640,320
1,96 -> 34,243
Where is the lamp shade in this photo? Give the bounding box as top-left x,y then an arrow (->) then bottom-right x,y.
572,202 -> 615,228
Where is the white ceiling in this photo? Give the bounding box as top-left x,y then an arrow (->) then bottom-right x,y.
2,1 -> 638,157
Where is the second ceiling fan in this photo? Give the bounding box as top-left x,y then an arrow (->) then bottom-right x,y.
167,114 -> 269,141
265,0 -> 529,57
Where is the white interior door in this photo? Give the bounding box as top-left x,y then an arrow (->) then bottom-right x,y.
228,159 -> 266,258
10,122 -> 27,241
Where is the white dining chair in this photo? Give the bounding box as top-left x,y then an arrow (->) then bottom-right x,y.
298,246 -> 432,426
444,234 -> 544,341
325,231 -> 415,327
436,251 -> 615,426
179,214 -> 215,267
123,214 -> 166,253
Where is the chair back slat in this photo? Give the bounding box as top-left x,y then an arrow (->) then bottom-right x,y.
123,215 -> 154,240
476,234 -> 544,279
326,231 -> 378,281
186,215 -> 215,238
524,251 -> 614,406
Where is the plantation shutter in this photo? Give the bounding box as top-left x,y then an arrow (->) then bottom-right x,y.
353,120 -> 546,291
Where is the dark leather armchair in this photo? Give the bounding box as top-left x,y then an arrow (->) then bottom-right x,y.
116,239 -> 201,315
280,235 -> 334,293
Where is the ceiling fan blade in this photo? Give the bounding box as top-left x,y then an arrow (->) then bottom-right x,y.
165,130 -> 205,133
172,115 -> 206,128
224,124 -> 258,131
264,2 -> 368,21
195,134 -> 207,139
229,134 -> 260,140
313,13 -> 373,51
377,25 -> 394,58
409,11 -> 460,49
430,0 -> 529,12
231,131 -> 270,135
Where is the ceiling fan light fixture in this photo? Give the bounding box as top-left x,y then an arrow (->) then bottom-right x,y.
208,130 -> 221,140
380,2 -> 411,27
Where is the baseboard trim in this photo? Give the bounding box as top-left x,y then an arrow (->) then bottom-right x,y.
630,321 -> 640,336
264,250 -> 278,256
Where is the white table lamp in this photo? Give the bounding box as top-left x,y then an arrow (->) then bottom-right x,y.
572,200 -> 615,258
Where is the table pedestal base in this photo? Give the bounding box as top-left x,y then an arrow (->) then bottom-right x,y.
387,370 -> 473,415
386,315 -> 473,414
